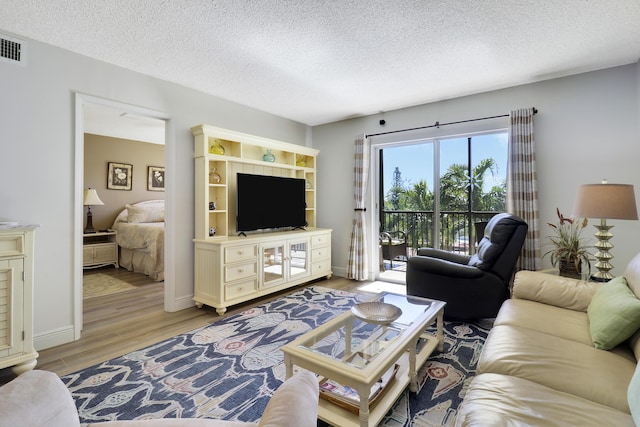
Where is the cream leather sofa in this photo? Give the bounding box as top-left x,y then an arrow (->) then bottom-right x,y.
455,253 -> 640,426
0,370 -> 319,427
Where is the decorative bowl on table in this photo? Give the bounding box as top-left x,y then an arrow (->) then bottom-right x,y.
351,302 -> 402,325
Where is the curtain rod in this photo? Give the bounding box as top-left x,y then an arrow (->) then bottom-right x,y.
366,108 -> 538,138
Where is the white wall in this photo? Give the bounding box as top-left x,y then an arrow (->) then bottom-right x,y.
0,36 -> 307,350
313,63 -> 640,280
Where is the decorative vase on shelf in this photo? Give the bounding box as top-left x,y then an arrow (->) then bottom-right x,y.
209,139 -> 225,155
263,149 -> 275,162
209,168 -> 221,184
296,154 -> 306,167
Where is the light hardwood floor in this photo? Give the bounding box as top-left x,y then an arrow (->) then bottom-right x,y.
1,268 -> 367,383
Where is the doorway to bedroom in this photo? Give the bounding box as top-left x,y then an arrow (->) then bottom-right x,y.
81,100 -> 167,331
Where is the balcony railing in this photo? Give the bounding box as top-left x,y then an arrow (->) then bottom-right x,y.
381,210 -> 499,256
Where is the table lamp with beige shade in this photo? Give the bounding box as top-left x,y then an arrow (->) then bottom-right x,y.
572,179 -> 638,282
83,188 -> 104,233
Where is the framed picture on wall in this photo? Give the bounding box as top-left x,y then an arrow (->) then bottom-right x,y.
148,166 -> 165,191
107,162 -> 133,190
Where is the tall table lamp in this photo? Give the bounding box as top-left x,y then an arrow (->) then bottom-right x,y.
83,188 -> 104,233
571,180 -> 638,281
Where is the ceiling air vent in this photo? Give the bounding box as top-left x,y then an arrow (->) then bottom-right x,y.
0,34 -> 26,66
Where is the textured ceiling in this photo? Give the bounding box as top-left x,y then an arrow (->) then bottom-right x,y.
2,1 -> 640,126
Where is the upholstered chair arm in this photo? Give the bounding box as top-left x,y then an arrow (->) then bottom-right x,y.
380,231 -> 408,244
0,370 -> 81,427
512,270 -> 602,312
379,232 -> 392,245
408,256 -> 485,278
415,248 -> 471,265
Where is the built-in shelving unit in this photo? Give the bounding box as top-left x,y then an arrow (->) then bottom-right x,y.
191,125 -> 331,315
192,125 -> 319,240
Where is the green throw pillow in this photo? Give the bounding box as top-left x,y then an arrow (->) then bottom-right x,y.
588,276 -> 640,350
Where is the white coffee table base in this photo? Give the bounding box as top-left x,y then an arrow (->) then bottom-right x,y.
318,337 -> 439,427
283,305 -> 444,427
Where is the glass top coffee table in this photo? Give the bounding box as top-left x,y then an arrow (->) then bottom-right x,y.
281,292 -> 445,427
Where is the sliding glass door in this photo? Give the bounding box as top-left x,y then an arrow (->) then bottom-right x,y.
378,131 -> 507,275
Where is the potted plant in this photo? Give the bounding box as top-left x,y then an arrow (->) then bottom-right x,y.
543,208 -> 592,279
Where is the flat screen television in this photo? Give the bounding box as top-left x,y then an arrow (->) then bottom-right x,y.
236,173 -> 307,233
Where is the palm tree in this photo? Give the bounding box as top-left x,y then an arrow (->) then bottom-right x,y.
405,180 -> 434,248
406,180 -> 433,211
440,164 -> 469,211
470,158 -> 499,210
439,159 -> 504,247
440,158 -> 502,211
382,159 -> 504,251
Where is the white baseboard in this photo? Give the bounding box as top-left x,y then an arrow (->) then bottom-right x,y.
35,325 -> 76,351
332,266 -> 346,278
168,294 -> 198,312
329,266 -> 375,281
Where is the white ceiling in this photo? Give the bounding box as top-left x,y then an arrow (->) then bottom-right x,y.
2,0 -> 640,128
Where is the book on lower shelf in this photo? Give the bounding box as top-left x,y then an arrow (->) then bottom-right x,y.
318,363 -> 399,414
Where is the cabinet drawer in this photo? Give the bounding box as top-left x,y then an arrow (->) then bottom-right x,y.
225,244 -> 257,263
311,234 -> 330,247
82,247 -> 93,264
93,245 -> 117,263
0,235 -> 24,258
83,244 -> 117,265
311,247 -> 330,262
312,260 -> 331,275
225,279 -> 257,300
225,261 -> 257,282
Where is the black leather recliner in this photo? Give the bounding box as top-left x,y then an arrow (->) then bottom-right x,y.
406,213 -> 528,320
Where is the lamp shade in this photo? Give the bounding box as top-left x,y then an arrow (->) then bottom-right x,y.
571,183 -> 638,220
83,188 -> 104,206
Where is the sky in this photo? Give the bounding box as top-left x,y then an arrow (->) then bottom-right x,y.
381,132 -> 508,199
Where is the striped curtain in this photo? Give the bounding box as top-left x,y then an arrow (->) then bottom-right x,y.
506,108 -> 540,271
346,134 -> 370,281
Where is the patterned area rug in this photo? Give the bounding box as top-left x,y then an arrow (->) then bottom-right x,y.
380,319 -> 492,426
83,273 -> 136,299
63,285 -> 490,426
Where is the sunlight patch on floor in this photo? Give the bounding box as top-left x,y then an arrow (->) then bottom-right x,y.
358,281 -> 407,295
378,269 -> 407,284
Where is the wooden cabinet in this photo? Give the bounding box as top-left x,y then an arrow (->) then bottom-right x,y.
260,236 -> 311,289
194,229 -> 332,315
310,232 -> 331,276
83,230 -> 118,269
0,225 -> 38,374
192,124 -> 332,315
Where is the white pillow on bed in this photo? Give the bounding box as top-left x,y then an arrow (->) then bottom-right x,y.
126,204 -> 165,223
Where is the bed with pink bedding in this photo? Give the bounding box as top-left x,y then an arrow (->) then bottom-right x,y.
111,200 -> 165,281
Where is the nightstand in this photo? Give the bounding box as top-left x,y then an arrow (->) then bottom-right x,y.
83,230 -> 119,269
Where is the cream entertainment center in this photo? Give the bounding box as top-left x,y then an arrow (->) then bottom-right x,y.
192,125 -> 332,315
